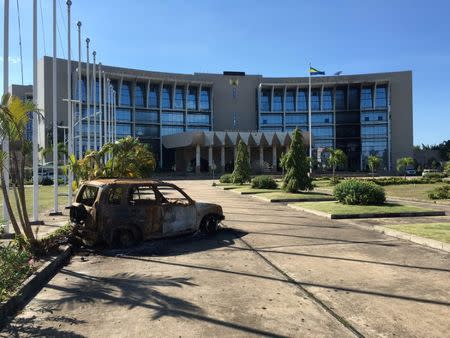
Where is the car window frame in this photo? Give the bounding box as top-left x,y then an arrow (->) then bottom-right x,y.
154,184 -> 194,206
128,184 -> 158,206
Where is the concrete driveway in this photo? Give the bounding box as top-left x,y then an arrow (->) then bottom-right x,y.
2,179 -> 449,337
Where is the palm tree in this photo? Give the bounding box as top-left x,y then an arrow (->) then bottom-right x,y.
326,148 -> 347,179
368,155 -> 381,178
396,157 -> 414,178
0,93 -> 41,240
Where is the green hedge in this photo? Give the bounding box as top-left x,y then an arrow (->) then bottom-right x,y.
334,179 -> 386,205
370,177 -> 443,186
251,175 -> 277,189
428,185 -> 450,200
219,174 -> 233,184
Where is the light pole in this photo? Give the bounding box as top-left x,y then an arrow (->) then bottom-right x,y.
3,0 -> 10,230
77,21 -> 82,159
85,38 -> 91,152
92,51 -> 97,150
50,0 -> 61,215
66,0 -> 73,206
32,0 -> 40,224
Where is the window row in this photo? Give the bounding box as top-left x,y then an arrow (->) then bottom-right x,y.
260,113 -> 333,126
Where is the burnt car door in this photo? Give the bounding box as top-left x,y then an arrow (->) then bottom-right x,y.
155,184 -> 196,236
72,184 -> 101,228
127,184 -> 163,239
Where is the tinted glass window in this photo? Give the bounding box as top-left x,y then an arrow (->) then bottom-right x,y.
174,86 -> 185,109
135,84 -> 146,107
297,90 -> 308,111
273,89 -> 283,112
285,90 -> 295,111
121,81 -> 132,106
261,89 -> 271,111
148,85 -> 159,108
162,85 -> 172,109
187,87 -> 198,110
322,89 -> 333,110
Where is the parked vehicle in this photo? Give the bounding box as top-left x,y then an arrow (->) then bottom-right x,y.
68,179 -> 225,247
422,169 -> 440,177
405,168 -> 417,176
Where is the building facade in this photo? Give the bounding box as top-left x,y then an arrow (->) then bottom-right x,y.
35,56 -> 413,173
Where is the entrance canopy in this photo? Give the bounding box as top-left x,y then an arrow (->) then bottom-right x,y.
162,131 -> 310,149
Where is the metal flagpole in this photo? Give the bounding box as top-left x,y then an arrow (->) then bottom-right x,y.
51,0 -> 61,215
103,73 -> 107,145
308,62 -> 312,174
107,79 -> 111,143
77,21 -> 82,159
3,0 -> 10,230
32,0 -> 39,223
66,0 -> 73,206
98,63 -> 102,148
92,51 -> 97,150
113,91 -> 116,142
85,38 -> 90,152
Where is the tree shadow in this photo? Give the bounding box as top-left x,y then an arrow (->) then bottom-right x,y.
2,316 -> 87,337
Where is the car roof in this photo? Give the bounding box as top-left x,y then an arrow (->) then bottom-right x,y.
83,178 -> 174,187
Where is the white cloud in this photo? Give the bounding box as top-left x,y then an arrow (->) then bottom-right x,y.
0,56 -> 22,64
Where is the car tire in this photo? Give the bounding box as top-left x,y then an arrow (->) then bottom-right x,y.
113,229 -> 136,248
201,215 -> 219,235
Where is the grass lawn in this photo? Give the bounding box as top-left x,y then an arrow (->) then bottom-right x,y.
383,183 -> 450,202
0,185 -> 69,221
295,201 -> 435,216
232,187 -> 280,194
257,191 -> 334,201
385,223 -> 450,244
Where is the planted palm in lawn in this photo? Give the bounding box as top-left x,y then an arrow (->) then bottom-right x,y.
295,201 -> 434,215
385,223 -> 450,244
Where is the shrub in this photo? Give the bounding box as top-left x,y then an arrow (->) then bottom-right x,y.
41,177 -> 53,186
231,140 -> 251,184
370,177 -> 442,186
422,172 -> 446,179
251,175 -> 277,189
330,176 -> 341,186
219,174 -> 233,184
428,186 -> 450,200
334,179 -> 386,205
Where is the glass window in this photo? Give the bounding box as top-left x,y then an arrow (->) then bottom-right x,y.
361,87 -> 373,109
361,111 -> 387,123
273,89 -> 283,112
260,126 -> 283,132
76,78 -> 87,102
186,126 -> 210,132
162,85 -> 172,109
375,85 -> 387,108
335,88 -> 346,110
312,126 -> 333,138
260,114 -> 282,125
174,86 -> 185,109
361,125 -> 388,137
148,84 -> 159,108
116,123 -> 132,138
135,110 -> 158,123
285,90 -> 295,111
285,114 -> 307,125
313,140 -> 333,149
312,113 -> 333,124
322,89 -> 333,110
187,87 -> 197,110
200,88 -> 210,111
161,126 -> 184,136
297,89 -> 308,111
135,83 -> 146,107
261,89 -> 271,111
349,87 -> 360,110
162,111 -> 184,125
121,81 -> 132,106
135,125 -> 159,138
311,89 -> 320,111
187,114 -> 210,125
116,108 -> 131,122
286,126 -> 309,133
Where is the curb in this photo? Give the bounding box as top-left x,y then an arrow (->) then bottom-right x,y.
287,204 -> 445,219
0,245 -> 73,327
373,226 -> 450,252
251,195 -> 334,203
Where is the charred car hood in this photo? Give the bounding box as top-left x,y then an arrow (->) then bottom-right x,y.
195,201 -> 223,216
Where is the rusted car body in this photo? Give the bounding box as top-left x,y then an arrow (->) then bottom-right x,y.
69,179 -> 224,247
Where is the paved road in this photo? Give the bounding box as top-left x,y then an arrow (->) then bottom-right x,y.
2,180 -> 450,337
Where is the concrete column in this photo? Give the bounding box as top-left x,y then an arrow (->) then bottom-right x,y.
272,144 -> 277,172
195,144 -> 201,174
221,145 -> 225,170
208,145 -> 213,172
259,146 -> 264,173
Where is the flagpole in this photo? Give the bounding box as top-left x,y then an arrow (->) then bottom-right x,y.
32,0 -> 39,223
3,0 -> 10,230
77,21 -> 82,159
98,63 -> 102,148
308,62 -> 312,174
92,51 -> 96,150
66,0 -> 73,207
85,38 -> 90,152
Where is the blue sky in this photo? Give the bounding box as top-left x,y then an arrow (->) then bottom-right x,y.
1,0 -> 449,145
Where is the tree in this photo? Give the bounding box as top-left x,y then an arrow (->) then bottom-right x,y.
0,94 -> 41,240
367,155 -> 381,178
231,140 -> 251,184
326,148 -> 347,179
280,128 -> 312,192
396,157 -> 414,178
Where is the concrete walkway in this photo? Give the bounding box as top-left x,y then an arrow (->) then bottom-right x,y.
2,180 -> 449,337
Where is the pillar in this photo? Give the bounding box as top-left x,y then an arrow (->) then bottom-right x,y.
208,145 -> 213,172
220,145 -> 225,171
195,144 -> 201,174
259,146 -> 264,173
272,144 -> 277,172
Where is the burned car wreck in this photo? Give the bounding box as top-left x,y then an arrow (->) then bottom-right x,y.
68,179 -> 224,247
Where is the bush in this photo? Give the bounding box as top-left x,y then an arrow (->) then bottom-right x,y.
41,177 -> 53,186
370,177 -> 442,186
219,174 -> 233,184
251,175 -> 277,189
422,172 -> 446,179
330,176 -> 341,186
334,179 -> 386,205
0,240 -> 34,302
428,186 -> 450,200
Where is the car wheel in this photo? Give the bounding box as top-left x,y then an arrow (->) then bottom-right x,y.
202,215 -> 219,235
116,229 -> 135,248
